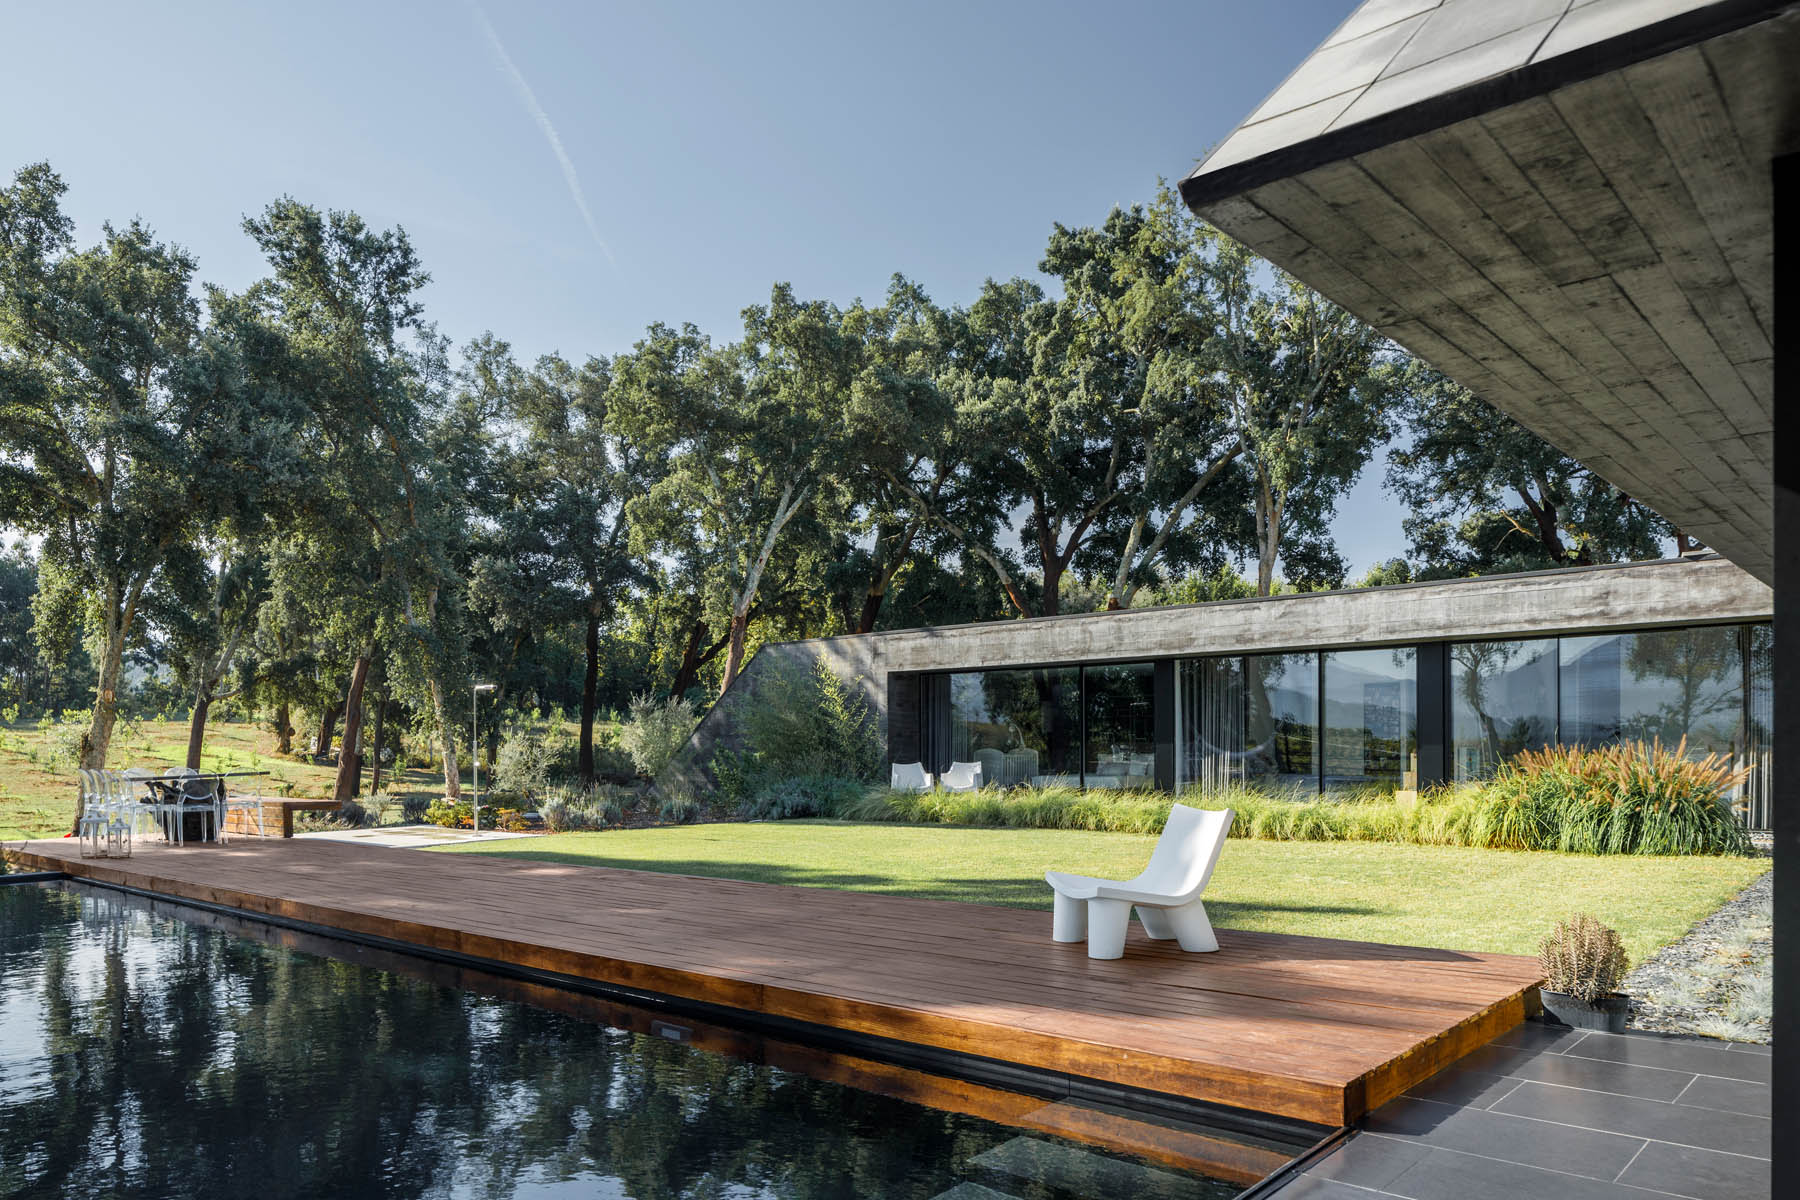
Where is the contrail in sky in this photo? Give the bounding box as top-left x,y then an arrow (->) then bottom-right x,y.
466,0 -> 617,267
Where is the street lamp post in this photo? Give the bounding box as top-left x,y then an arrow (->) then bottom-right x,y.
472,683 -> 497,832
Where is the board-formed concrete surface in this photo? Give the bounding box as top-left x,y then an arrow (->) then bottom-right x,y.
1180,0 -> 1800,584
662,555 -> 1769,788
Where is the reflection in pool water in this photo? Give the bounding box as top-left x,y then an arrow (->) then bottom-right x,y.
0,882 -> 1265,1199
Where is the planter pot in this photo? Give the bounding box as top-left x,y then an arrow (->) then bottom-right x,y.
1540,989 -> 1630,1033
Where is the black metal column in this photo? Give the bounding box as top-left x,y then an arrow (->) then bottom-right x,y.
1416,642 -> 1450,789
1772,150 -> 1796,1200
1153,659 -> 1177,791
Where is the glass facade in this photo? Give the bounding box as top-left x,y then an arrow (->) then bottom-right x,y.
1084,662 -> 1156,789
1450,638 -> 1557,781
1323,649 -> 1417,790
917,621 -> 1773,829
947,667 -> 1080,787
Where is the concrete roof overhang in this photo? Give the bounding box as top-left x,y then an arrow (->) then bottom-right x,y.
1179,0 -> 1800,584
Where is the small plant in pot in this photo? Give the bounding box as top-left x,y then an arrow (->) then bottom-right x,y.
1539,913 -> 1631,1033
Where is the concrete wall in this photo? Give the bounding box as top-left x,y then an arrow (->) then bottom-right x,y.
658,555 -> 1771,789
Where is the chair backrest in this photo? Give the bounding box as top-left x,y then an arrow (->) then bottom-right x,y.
890,762 -> 931,790
942,761 -> 982,789
178,774 -> 218,803
76,768 -> 96,805
1134,804 -> 1235,902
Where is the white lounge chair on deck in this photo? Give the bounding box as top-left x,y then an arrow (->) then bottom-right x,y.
939,761 -> 983,791
890,762 -> 933,792
1044,804 -> 1234,960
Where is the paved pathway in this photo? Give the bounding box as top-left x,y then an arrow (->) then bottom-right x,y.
1269,1021 -> 1769,1199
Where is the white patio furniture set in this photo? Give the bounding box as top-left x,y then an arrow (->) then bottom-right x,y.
75,768 -> 266,857
888,761 -> 986,792
1045,803 -> 1233,959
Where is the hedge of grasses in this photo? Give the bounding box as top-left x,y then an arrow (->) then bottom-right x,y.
829,739 -> 1752,856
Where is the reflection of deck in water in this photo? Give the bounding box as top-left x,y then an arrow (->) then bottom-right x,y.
5,837 -> 1544,1128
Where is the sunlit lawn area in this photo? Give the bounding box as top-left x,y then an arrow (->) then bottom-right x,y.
0,718 -> 472,840
437,820 -> 1769,960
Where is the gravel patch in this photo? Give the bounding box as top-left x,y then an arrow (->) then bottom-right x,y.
1626,868 -> 1773,1042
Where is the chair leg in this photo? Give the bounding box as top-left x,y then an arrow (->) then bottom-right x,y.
1164,898 -> 1220,953
1136,907 -> 1176,940
1086,898 -> 1132,960
1052,892 -> 1088,943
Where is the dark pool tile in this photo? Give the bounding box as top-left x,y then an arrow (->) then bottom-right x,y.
1491,1082 -> 1770,1159
1304,1131 -> 1426,1190
1450,1038 -> 1695,1100
1383,1146 -> 1661,1200
1489,1022 -> 1590,1054
1674,1074 -> 1770,1118
1270,1174 -> 1391,1199
1562,1033 -> 1770,1083
1365,1096 -> 1643,1180
1617,1140 -> 1770,1200
1403,1066 -> 1521,1109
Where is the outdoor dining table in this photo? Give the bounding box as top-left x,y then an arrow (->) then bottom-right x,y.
125,770 -> 272,843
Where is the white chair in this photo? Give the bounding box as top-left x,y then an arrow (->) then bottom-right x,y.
890,762 -> 933,792
76,770 -> 107,858
165,769 -> 221,845
218,781 -> 265,841
1044,804 -> 1234,960
119,768 -> 173,842
939,761 -> 983,791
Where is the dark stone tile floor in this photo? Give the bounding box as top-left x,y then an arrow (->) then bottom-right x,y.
1266,1022 -> 1770,1200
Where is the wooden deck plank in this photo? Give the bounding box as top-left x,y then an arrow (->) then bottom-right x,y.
2,838 -> 1544,1126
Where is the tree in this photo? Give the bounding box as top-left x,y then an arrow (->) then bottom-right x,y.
1386,365 -> 1672,577
0,165 -> 290,827
466,337 -> 650,782
1213,241 -> 1397,594
1037,188 -> 1248,609
614,289 -> 851,695
242,198 -> 460,803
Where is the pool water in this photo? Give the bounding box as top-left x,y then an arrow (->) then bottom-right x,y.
0,882 -> 1275,1199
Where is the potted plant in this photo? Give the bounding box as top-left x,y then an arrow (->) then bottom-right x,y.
1538,913 -> 1631,1032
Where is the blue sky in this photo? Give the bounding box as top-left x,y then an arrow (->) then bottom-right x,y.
0,0 -> 1410,573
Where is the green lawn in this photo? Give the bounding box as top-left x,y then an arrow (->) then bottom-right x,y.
435,820 -> 1768,961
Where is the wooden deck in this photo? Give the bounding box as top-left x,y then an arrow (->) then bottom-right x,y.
3,837 -> 1544,1127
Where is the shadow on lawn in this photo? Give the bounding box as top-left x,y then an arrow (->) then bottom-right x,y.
450,847 -> 1381,920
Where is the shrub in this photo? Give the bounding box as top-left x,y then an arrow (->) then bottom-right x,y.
1540,913 -> 1629,1002
424,798 -> 473,828
656,782 -> 702,824
494,715 -> 576,803
539,782 -> 628,831
619,694 -> 699,779
400,793 -> 434,823
721,659 -> 882,804
743,774 -> 867,820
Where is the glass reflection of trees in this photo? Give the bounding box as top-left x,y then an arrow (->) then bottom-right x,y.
1561,629 -> 1744,754
0,885 -> 1237,1200
1451,639 -> 1556,781
1243,654 -> 1317,790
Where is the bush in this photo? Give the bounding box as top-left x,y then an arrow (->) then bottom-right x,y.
1541,913 -> 1629,1002
720,659 -> 882,804
620,694 -> 699,778
656,782 -> 702,824
424,798 -> 473,828
539,782 -> 628,831
493,715 -> 576,803
400,793 -> 434,823
743,774 -> 868,820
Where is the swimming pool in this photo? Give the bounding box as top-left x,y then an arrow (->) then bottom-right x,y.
0,880 -> 1300,1198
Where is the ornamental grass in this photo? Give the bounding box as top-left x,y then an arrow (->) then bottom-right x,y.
842,739 -> 1752,856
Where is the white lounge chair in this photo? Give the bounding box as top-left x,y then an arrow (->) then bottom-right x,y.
1044,804 -> 1234,960
890,762 -> 933,792
939,761 -> 983,791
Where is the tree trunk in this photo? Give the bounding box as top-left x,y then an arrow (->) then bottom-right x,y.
719,609 -> 751,696
670,618 -> 728,701
428,673 -> 460,799
185,691 -> 212,770
332,655 -> 372,804
856,586 -> 887,634
369,689 -> 386,796
73,613 -> 126,831
313,700 -> 341,759
274,702 -> 293,755
1040,559 -> 1063,617
579,612 -> 600,783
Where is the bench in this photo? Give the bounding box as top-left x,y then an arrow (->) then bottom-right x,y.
223,798 -> 341,838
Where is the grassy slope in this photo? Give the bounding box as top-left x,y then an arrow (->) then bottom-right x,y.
0,717 -> 622,840
437,820 -> 1769,960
